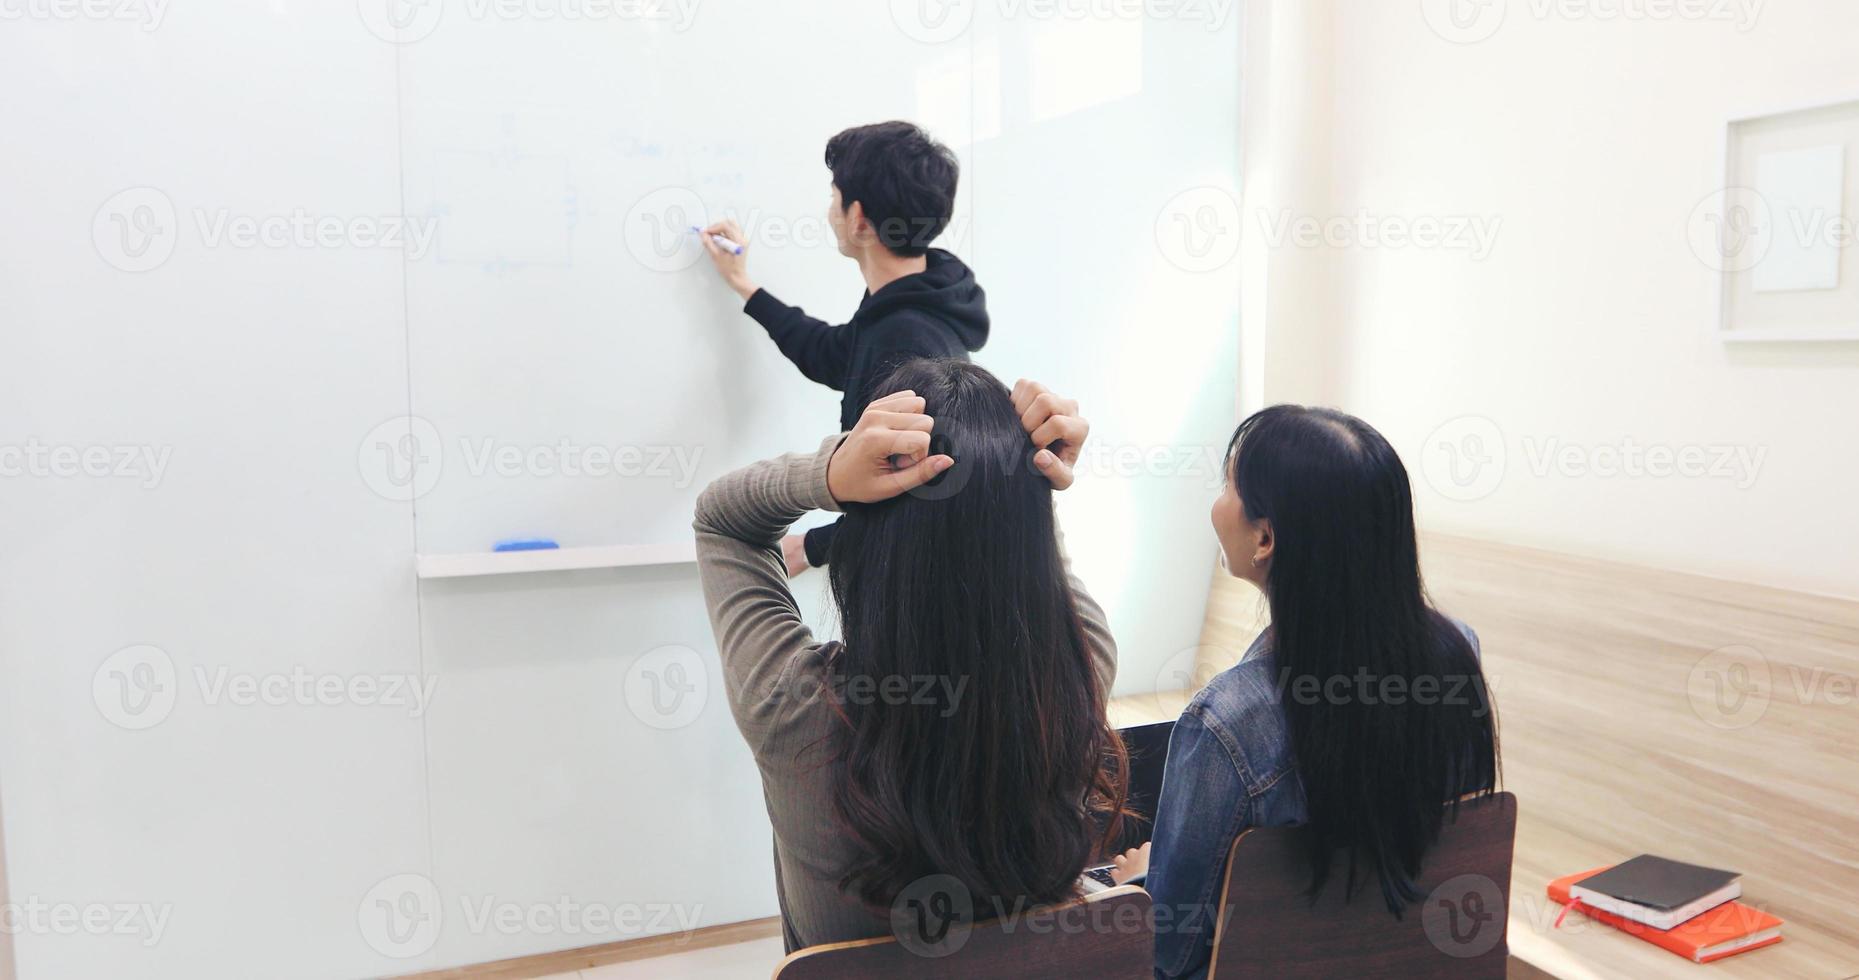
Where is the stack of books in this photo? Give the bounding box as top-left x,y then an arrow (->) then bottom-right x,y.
1547,855 -> 1784,964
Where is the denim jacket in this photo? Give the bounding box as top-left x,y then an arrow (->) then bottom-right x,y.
1145,620 -> 1481,980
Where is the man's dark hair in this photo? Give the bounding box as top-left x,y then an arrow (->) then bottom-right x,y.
824,121 -> 959,257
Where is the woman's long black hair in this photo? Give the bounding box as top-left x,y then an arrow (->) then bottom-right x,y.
1228,405 -> 1500,914
824,358 -> 1126,915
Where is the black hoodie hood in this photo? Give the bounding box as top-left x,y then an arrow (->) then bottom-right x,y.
850,248 -> 990,352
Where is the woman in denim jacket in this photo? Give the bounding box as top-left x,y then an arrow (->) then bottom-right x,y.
1111,405 -> 1501,980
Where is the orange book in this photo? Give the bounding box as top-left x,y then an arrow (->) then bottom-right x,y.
1548,867 -> 1784,964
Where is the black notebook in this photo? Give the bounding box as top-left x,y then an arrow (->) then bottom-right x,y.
1569,855 -> 1742,930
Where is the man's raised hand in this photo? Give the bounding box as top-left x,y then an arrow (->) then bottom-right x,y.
699,218 -> 757,300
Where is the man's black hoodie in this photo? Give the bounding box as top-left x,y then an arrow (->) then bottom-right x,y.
742,247 -> 990,564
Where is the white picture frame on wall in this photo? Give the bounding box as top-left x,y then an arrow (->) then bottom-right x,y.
1710,96 -> 1859,343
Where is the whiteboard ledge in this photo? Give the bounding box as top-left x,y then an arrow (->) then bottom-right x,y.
417,542 -> 698,579
1720,327 -> 1859,343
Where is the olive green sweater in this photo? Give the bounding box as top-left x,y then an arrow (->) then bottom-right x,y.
691,435 -> 1119,952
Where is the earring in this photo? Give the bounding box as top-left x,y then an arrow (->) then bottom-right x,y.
1250,556 -> 1261,568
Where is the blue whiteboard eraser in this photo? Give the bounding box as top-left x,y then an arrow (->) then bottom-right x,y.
494,538 -> 560,552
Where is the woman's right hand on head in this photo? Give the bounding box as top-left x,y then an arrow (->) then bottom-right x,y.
826,391 -> 955,505
1011,380 -> 1089,490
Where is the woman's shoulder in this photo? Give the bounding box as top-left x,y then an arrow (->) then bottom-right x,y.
1186,634 -> 1286,720
1433,612 -> 1482,660
1189,628 -> 1278,714
1181,634 -> 1296,788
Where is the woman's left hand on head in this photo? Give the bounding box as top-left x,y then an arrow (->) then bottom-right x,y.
1011,379 -> 1088,490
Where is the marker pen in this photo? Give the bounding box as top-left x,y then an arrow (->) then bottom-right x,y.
690,226 -> 744,255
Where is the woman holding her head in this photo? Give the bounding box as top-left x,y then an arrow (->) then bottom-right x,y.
1114,405 -> 1501,980
692,359 -> 1127,952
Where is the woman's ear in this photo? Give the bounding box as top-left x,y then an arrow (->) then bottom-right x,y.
1252,518 -> 1274,568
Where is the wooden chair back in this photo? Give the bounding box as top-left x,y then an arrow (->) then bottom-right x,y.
773,883 -> 1154,980
1206,791 -> 1518,979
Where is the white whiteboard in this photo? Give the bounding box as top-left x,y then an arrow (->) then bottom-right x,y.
397,5 -> 935,554
392,2 -> 1245,605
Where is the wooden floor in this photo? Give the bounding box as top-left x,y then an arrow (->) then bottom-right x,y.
1415,535 -> 1859,979
421,534 -> 1859,980
396,918 -> 786,980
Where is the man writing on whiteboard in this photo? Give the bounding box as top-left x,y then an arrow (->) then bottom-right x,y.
698,121 -> 990,576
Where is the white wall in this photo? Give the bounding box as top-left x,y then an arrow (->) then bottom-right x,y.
1233,0 -> 1341,413
1247,0 -> 1859,599
0,8 -> 429,978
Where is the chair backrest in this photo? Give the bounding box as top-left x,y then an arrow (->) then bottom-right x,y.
772,884 -> 1154,980
1206,791 -> 1518,980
